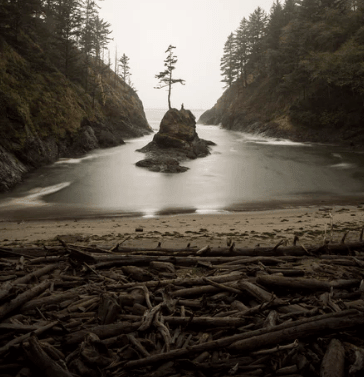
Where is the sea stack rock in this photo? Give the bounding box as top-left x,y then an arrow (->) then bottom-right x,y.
136,108 -> 215,173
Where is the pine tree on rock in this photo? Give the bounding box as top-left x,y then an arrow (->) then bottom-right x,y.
155,45 -> 185,110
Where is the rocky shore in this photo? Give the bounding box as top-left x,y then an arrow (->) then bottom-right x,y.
136,108 -> 215,173
0,39 -> 152,192
198,80 -> 364,147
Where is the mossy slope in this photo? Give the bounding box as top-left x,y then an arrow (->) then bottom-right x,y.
0,36 -> 152,191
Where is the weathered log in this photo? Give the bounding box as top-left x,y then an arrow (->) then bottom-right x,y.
266,268 -> 305,276
98,294 -> 120,325
250,339 -> 299,356
229,314 -> 364,352
320,338 -> 345,377
118,314 -> 246,327
124,310 -> 358,369
171,284 -> 222,297
238,280 -> 307,313
0,321 -> 58,357
128,334 -> 150,357
69,248 -> 97,264
203,277 -> 242,294
257,275 -> 331,292
121,265 -> 155,282
63,321 -> 142,346
0,280 -> 51,321
20,291 -> 80,313
5,240 -> 364,258
149,261 -> 175,274
0,264 -> 59,301
153,313 -> 171,352
109,270 -> 243,290
138,302 -> 162,331
349,346 -> 364,375
23,336 -> 73,377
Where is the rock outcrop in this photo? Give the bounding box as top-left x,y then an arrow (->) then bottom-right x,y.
136,108 -> 215,173
198,76 -> 364,147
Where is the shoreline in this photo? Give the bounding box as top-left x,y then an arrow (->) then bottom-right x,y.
1,193 -> 364,223
1,202 -> 364,250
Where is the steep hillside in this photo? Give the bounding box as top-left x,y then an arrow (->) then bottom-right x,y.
199,2 -> 364,147
199,75 -> 364,146
0,36 -> 151,191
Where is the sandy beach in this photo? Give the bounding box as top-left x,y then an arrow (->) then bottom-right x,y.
1,204 -> 364,249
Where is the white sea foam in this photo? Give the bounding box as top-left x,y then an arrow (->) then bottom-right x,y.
0,182 -> 71,207
331,163 -> 356,169
55,155 -> 96,164
142,208 -> 158,218
195,209 -> 228,215
239,133 -> 309,146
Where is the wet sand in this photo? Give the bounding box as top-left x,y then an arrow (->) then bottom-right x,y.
1,204 -> 364,249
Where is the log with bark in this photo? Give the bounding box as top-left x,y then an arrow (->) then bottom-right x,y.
0,238 -> 363,376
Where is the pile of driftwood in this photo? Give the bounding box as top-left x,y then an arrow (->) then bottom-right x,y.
1,235 -> 364,377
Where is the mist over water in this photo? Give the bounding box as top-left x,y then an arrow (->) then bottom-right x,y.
1,108 -> 364,221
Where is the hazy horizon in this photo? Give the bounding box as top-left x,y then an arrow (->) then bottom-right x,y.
99,0 -> 275,110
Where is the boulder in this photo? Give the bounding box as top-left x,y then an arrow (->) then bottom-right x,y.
155,108 -> 197,146
136,108 -> 215,173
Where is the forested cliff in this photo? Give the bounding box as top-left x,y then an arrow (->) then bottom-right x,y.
200,0 -> 364,145
0,0 -> 151,191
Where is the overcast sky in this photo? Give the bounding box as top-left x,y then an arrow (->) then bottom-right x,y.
99,0 -> 275,110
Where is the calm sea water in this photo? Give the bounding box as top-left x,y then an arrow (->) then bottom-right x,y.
1,108 -> 364,220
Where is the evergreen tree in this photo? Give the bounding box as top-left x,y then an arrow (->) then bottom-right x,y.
119,53 -> 130,82
79,0 -> 99,90
235,18 -> 250,87
93,15 -> 112,65
265,1 -> 287,77
248,7 -> 268,75
53,0 -> 82,78
283,0 -> 297,23
266,1 -> 285,50
155,45 -> 185,110
220,33 -> 237,88
3,0 -> 43,40
297,0 -> 320,21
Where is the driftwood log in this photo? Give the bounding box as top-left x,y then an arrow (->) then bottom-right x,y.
0,237 -> 363,376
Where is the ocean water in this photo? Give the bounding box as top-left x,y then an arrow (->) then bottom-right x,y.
1,108 -> 364,220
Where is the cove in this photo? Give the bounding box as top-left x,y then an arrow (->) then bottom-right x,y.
1,109 -> 364,221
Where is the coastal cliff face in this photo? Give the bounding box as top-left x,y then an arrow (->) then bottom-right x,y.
199,76 -> 364,146
0,38 -> 152,191
136,108 -> 215,173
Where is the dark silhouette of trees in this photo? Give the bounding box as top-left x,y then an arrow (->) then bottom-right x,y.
0,0 -> 121,92
155,45 -> 185,110
220,33 -> 237,88
235,18 -> 249,87
119,53 -> 130,82
219,0 -> 364,130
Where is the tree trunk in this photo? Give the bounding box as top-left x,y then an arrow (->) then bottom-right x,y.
23,336 -> 73,377
320,338 -> 345,377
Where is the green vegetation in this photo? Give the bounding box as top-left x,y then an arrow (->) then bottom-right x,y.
0,0 -> 150,190
155,45 -> 185,110
212,0 -> 364,141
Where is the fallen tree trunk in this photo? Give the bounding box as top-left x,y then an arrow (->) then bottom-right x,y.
320,338 -> 345,377
124,310 -> 359,369
256,275 -> 332,292
23,336 -> 73,377
0,280 -> 51,321
228,313 -> 364,352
